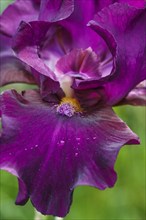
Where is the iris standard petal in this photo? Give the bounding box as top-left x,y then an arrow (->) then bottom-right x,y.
118,0 -> 146,8
0,34 -> 36,86
0,0 -> 40,37
89,3 -> 146,105
12,21 -> 70,78
0,89 -> 139,217
56,47 -> 101,79
39,0 -> 74,22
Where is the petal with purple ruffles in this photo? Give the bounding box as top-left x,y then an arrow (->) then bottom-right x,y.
89,3 -> 146,105
117,81 -> 146,106
12,21 -> 71,78
118,0 -> 146,8
0,0 -> 40,37
0,34 -> 36,86
39,0 -> 74,22
0,89 -> 139,217
56,47 -> 101,79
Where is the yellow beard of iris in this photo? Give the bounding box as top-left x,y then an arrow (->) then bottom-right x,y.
59,97 -> 82,113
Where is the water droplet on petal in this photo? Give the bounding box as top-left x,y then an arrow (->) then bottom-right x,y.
35,144 -> 38,148
76,137 -> 81,141
24,148 -> 27,151
93,137 -> 97,140
59,140 -> 65,147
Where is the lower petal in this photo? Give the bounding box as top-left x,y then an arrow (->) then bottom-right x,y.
0,90 -> 139,217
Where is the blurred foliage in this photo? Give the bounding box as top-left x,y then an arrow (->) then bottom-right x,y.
0,0 -> 145,220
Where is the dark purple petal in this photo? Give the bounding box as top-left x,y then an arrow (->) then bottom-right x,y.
117,82 -> 146,106
89,3 -> 146,105
15,179 -> 29,205
56,47 -> 101,79
0,56 -> 36,86
0,34 -> 36,86
74,88 -> 102,109
36,72 -> 65,103
12,21 -> 65,99
39,0 -> 74,22
12,21 -> 56,78
0,90 -> 139,217
0,0 -> 40,37
118,0 -> 146,8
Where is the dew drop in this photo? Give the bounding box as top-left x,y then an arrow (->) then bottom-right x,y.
93,137 -> 97,140
76,137 -> 81,141
59,140 -> 65,147
35,144 -> 38,148
75,152 -> 78,157
9,152 -> 12,156
24,148 -> 27,151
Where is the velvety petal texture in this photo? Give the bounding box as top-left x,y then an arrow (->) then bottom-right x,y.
13,21 -> 61,79
56,47 -> 101,79
117,86 -> 146,106
39,0 -> 74,22
1,1 -> 146,218
0,35 -> 36,86
89,3 -> 146,105
0,90 -> 139,217
0,56 -> 36,86
0,0 -> 40,37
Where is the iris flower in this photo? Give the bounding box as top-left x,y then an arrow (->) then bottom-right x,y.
0,0 -> 146,218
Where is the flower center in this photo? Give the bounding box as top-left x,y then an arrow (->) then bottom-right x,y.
57,97 -> 82,117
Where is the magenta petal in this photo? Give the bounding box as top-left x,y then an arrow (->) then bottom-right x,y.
118,0 -> 146,8
15,179 -> 29,205
0,89 -> 139,217
56,47 -> 101,79
0,56 -> 36,86
117,83 -> 146,106
0,0 -> 40,37
39,0 -> 74,22
0,34 -> 35,86
37,73 -> 65,103
12,21 -> 57,79
89,3 -> 146,105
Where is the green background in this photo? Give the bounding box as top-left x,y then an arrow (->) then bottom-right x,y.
0,1 -> 145,219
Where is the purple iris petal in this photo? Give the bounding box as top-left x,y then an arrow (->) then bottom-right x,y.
37,72 -> 65,103
117,82 -> 146,106
118,0 -> 146,8
1,1 -> 146,218
56,47 -> 102,79
13,21 -> 63,79
39,0 -> 74,22
89,3 -> 146,105
0,0 -> 40,37
0,89 -> 139,217
0,34 -> 36,86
